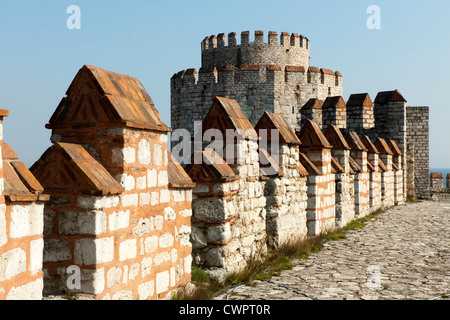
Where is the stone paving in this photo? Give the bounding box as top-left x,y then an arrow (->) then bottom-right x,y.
215,200 -> 450,300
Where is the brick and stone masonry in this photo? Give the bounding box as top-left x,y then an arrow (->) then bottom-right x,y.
255,111 -> 308,247
29,65 -> 195,300
346,131 -> 370,218
171,30 -> 343,134
186,97 -> 268,277
298,120 -> 336,236
430,172 -> 444,190
389,140 -> 405,204
406,107 -> 429,197
325,124 -> 355,228
375,138 -> 395,208
361,135 -> 382,212
0,109 -> 49,300
171,31 -> 429,201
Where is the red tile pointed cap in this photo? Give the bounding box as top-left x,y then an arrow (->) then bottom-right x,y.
202,97 -> 258,141
47,65 -> 169,132
30,142 -> 123,196
324,124 -> 350,150
302,98 -> 323,110
347,93 -> 373,107
388,140 -> 402,156
361,136 -> 379,154
168,155 -> 196,189
184,149 -> 239,183
298,119 -> 332,149
374,90 -> 407,104
375,137 -> 394,155
255,111 -> 301,145
346,131 -> 367,152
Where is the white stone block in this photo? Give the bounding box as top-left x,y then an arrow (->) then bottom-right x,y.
160,133 -> 168,143
119,239 -> 137,261
140,192 -> 150,206
77,196 -> 120,210
141,257 -> 153,277
109,210 -> 130,231
173,190 -> 185,202
160,189 -> 170,203
158,171 -> 168,187
107,267 -> 122,288
30,238 -> 44,275
144,235 -> 158,253
147,169 -> 157,187
184,255 -> 192,275
129,263 -> 140,281
138,280 -> 154,300
6,278 -> 43,300
121,194 -> 138,207
115,173 -> 135,191
164,207 -> 176,221
151,215 -> 164,231
151,191 -> 159,206
10,203 -> 43,239
112,147 -> 136,164
0,248 -> 27,281
156,271 -> 170,294
112,290 -> 134,300
136,176 -> 147,190
179,209 -> 192,218
153,144 -> 163,166
0,204 -> 6,247
132,218 -> 151,236
154,251 -> 170,266
138,139 -> 152,165
74,237 -> 114,265
159,233 -> 175,248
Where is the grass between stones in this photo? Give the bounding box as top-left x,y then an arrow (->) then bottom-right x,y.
172,207 -> 387,300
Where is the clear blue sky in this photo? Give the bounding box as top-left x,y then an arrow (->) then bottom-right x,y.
0,0 -> 449,168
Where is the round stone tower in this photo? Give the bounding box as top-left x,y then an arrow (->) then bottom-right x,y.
201,31 -> 310,70
171,30 -> 343,134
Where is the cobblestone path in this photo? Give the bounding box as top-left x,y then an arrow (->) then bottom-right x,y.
215,201 -> 450,300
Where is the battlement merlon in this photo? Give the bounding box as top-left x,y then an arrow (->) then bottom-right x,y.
201,31 -> 311,70
171,65 -> 342,88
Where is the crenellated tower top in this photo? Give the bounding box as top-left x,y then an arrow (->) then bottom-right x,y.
201,30 -> 310,70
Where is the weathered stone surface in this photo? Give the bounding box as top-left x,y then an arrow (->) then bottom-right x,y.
6,278 -> 43,300
215,201 -> 450,300
74,237 -> 114,265
0,248 -> 27,281
60,210 -> 107,235
43,239 -> 71,263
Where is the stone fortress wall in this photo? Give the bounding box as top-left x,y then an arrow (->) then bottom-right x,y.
0,30 -> 435,300
171,30 -> 430,198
